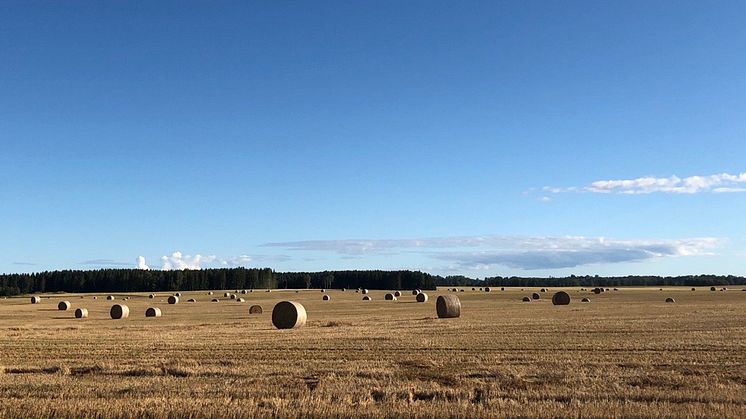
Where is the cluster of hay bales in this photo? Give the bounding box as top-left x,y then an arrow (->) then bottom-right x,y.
110,304 -> 129,319
384,293 -> 397,301
436,295 -> 460,318
58,301 -> 71,311
322,295 -> 330,301
552,291 -> 571,306
272,301 -> 306,329
416,292 -> 428,303
145,307 -> 162,317
168,296 -> 179,304
249,305 -> 262,314
75,308 -> 88,318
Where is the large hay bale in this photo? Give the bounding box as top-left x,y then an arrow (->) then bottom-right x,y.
416,292 -> 428,303
30,296 -> 41,304
322,294 -> 330,301
168,296 -> 179,305
522,296 -> 531,302
552,291 -> 571,306
531,293 -> 540,300
74,308 -> 88,319
394,291 -> 401,297
665,297 -> 675,303
436,295 -> 461,318
145,307 -> 162,317
384,293 -> 397,301
106,295 -> 115,300
249,305 -> 262,314
362,295 -> 372,301
581,298 -> 591,303
58,301 -> 71,311
271,301 -> 307,329
110,304 -> 129,319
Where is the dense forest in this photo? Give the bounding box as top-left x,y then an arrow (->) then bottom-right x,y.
0,268 -> 436,296
1,269 -> 744,296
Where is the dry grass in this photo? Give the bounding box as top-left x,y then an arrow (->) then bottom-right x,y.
0,287 -> 744,418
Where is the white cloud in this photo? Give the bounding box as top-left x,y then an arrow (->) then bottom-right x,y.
160,251 -> 216,270
136,251 -> 284,271
136,256 -> 149,270
543,172 -> 746,195
265,235 -> 720,270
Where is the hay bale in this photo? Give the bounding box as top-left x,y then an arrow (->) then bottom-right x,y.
93,296 -> 98,299
384,293 -> 397,301
236,298 -> 245,303
271,301 -> 307,329
552,291 -> 571,306
531,293 -> 540,300
412,289 -> 420,295
691,288 -> 696,291
485,287 -> 491,292
145,307 -> 162,317
472,287 -> 476,291
241,290 -> 247,294
522,296 -> 531,302
665,297 -> 675,303
168,296 -> 179,305
175,292 -> 181,297
249,305 -> 262,314
30,296 -> 41,304
266,289 -> 272,293
321,289 -> 326,293
362,289 -> 369,294
224,292 -> 231,298
540,288 -> 546,293
581,298 -> 590,303
212,298 -> 219,302
322,294 -> 330,301
58,301 -> 71,311
460,289 -> 465,292
188,298 -> 197,303
416,292 -> 428,303
394,291 -> 401,297
362,296 -> 372,301
208,291 -> 214,295
710,286 -> 716,291
230,294 -> 237,300
149,294 -> 155,299
74,308 -> 88,319
436,295 -> 461,318
106,295 -> 114,300
110,304 -> 129,319
592,288 -> 601,294
613,288 -> 619,291
500,287 -> 504,291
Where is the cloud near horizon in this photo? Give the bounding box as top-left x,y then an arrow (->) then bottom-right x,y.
135,252 -> 290,271
542,172 -> 746,195
265,235 -> 719,270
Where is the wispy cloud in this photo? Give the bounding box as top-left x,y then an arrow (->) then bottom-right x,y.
266,235 -> 720,270
543,172 -> 746,195
12,261 -> 38,266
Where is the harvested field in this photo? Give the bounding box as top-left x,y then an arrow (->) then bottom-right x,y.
0,287 -> 744,418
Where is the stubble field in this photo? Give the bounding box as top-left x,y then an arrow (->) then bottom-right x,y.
0,287 -> 745,418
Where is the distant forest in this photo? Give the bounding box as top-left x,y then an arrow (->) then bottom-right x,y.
1,269 -> 744,296
0,268 -> 436,296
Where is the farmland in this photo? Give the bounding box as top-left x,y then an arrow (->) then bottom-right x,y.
1,287 -> 745,418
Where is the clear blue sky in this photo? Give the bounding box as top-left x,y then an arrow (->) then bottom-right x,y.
2,1 -> 745,277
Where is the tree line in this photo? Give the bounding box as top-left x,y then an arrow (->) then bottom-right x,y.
0,268 -> 436,296
436,274 -> 746,287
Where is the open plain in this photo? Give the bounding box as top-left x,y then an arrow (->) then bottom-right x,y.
1,287 -> 745,418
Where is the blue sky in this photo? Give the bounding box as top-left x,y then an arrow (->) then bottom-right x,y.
2,1 -> 745,277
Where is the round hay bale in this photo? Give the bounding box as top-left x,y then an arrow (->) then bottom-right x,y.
485,287 -> 491,292
93,296 -> 98,299
187,298 -> 197,303
236,298 -> 245,303
106,295 -> 115,300
500,287 -> 504,291
167,296 -> 179,305
110,304 -> 129,319
145,307 -> 162,317
212,298 -> 219,302
522,296 -> 531,302
241,290 -> 247,294
230,294 -> 237,300
540,288 -> 546,293
436,295 -> 460,318
149,294 -> 156,299
249,305 -> 262,314
613,288 -> 619,291
384,293 -> 397,301
356,288 -> 360,293
362,289 -> 369,294
208,291 -> 214,295
691,288 -> 696,291
321,289 -> 325,293
581,298 -> 591,303
175,292 -> 181,297
416,292 -> 428,303
224,292 -> 231,298
551,291 -> 571,306
710,286 -> 716,291
531,293 -> 540,300
362,296 -> 372,301
459,289 -> 465,292
271,301 -> 307,329
322,294 -> 330,301
479,287 -> 483,291
412,289 -> 420,295
30,296 -> 41,304
266,289 -> 272,293
58,301 -> 71,311
394,291 -> 401,297
74,308 -> 88,319
592,288 -> 601,294
665,297 -> 675,303
472,287 -> 476,291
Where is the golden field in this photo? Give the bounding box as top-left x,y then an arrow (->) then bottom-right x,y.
0,287 -> 745,418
